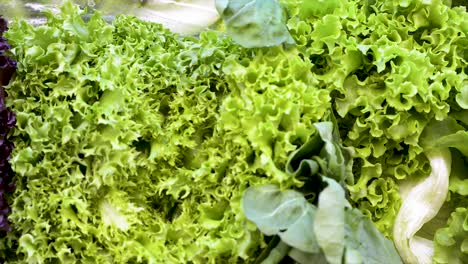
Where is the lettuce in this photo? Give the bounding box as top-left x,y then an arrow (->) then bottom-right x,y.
242,120 -> 402,264
0,0 -> 220,34
433,208 -> 468,264
1,0 -> 467,263
393,118 -> 459,264
3,3 -> 249,262
280,0 -> 468,240
275,1 -> 468,263
0,1 -> 334,262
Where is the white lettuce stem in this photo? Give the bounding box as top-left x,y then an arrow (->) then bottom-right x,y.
393,149 -> 452,264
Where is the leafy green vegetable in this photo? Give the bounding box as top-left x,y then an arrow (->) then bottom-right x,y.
0,1 -> 336,262
433,207 -> 468,264
243,181 -> 403,264
394,117 -> 468,263
278,0 -> 468,242
0,0 -> 220,34
215,0 -> 294,48
2,0 -> 468,263
243,121 -> 402,263
344,207 -> 405,263
243,184 -> 320,253
2,2 -> 257,262
299,0 -> 341,17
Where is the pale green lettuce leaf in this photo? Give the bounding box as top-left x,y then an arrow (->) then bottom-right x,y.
455,85 -> 468,109
243,179 -> 402,264
344,208 -> 403,264
393,148 -> 452,264
449,151 -> 468,196
242,184 -> 321,253
243,119 -> 400,264
313,177 -> 346,264
215,0 -> 294,48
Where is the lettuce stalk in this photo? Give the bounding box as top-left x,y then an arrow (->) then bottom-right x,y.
394,117 -> 468,263
394,149 -> 451,264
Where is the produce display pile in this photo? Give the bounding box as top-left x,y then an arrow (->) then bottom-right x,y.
0,0 -> 467,263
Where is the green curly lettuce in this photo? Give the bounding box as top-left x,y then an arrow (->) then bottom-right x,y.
1,0 -> 467,263
281,0 -> 468,239
2,2 -> 251,263
433,207 -> 468,264
0,1 -> 336,263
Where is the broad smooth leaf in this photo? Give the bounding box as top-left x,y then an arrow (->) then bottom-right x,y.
242,184 -> 321,253
215,0 -> 294,48
313,177 -> 346,264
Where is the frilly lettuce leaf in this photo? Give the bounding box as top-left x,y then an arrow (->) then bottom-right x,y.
281,0 -> 468,239
2,0 -> 467,262
219,46 -> 331,186
300,0 -> 341,18
433,207 -> 468,264
2,2 -> 262,262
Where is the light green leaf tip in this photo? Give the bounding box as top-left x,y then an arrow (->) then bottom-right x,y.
455,85 -> 468,109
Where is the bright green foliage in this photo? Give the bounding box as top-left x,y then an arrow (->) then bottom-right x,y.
1,1 -> 332,263
218,46 -> 331,184
242,121 -> 402,264
434,207 -> 468,264
299,0 -> 341,17
392,117 -> 468,263
282,0 -> 468,238
1,0 -> 468,263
